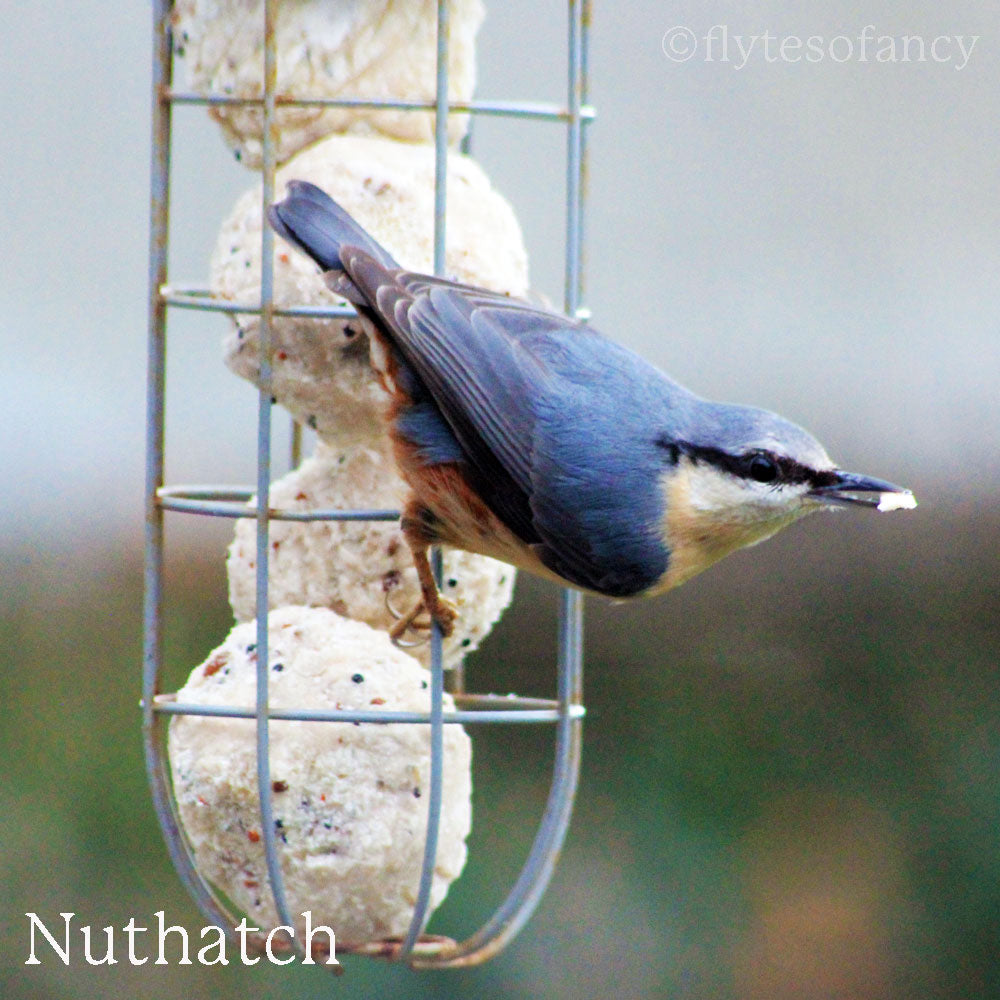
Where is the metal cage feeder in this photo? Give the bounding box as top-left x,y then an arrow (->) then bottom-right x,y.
143,0 -> 592,968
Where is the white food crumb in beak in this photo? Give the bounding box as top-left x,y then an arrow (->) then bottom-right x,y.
877,491 -> 917,512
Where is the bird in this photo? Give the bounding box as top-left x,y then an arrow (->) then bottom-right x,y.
267,180 -> 916,641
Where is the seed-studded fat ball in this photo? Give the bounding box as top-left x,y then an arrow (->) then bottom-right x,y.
213,133 -> 529,446
227,441 -> 516,668
173,0 -> 485,167
168,605 -> 472,948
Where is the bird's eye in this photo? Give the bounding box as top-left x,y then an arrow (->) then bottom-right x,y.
746,453 -> 779,484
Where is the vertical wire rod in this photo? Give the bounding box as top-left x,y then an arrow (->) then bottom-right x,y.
253,0 -> 303,955
399,0 -> 451,962
431,0 -> 450,281
564,0 -> 584,318
430,0 -> 462,743
577,0 -> 592,320
413,0 -> 588,965
564,0 -> 589,785
441,18 -> 466,702
142,0 -> 238,939
142,0 -> 170,768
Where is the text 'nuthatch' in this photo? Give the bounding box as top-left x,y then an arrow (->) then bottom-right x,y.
268,181 -> 916,638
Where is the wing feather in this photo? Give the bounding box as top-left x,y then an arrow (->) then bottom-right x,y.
340,247 -> 674,594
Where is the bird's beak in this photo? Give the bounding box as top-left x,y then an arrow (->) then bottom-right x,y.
808,470 -> 917,511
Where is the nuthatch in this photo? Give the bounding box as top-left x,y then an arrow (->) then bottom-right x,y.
268,181 -> 916,639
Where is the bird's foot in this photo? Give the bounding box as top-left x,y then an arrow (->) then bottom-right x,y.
388,596 -> 458,647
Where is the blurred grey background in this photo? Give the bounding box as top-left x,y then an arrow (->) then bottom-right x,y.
2,2 -> 998,998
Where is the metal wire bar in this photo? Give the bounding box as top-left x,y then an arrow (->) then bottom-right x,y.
157,485 -> 400,521
161,287 -> 358,318
151,698 -> 587,726
142,0 -> 238,944
398,0 -> 452,960
578,0 -> 592,319
250,0 -> 305,958
166,91 -> 595,121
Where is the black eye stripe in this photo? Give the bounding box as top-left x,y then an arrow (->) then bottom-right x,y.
662,441 -> 828,487
808,467 -> 840,489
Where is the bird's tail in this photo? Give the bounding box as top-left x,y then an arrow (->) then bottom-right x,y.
267,180 -> 399,302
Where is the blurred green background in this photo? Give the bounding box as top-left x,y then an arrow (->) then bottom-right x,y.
3,2 -> 999,997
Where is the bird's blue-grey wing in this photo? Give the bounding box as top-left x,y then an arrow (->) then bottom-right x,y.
402,288 -> 564,547
343,250 -> 674,594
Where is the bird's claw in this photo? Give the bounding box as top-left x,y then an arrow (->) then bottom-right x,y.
384,586 -> 406,622
389,596 -> 458,647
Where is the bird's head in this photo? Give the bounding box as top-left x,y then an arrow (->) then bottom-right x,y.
652,400 -> 916,591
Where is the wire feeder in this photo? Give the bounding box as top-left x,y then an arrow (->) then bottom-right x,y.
142,0 -> 592,969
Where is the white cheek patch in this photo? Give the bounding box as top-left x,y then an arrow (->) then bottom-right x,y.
685,466 -> 745,513
877,491 -> 917,512
684,462 -> 799,514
